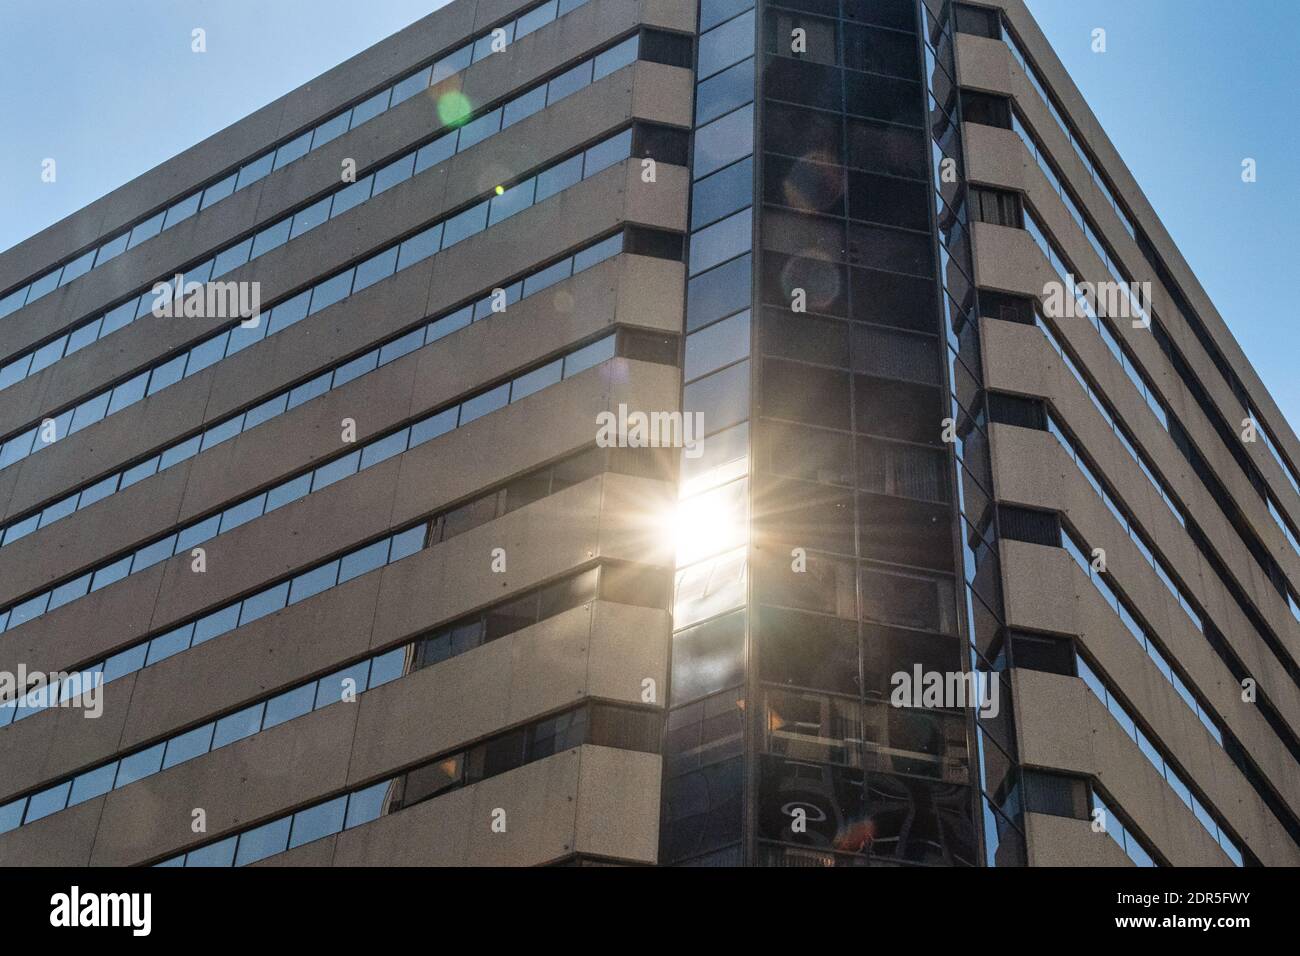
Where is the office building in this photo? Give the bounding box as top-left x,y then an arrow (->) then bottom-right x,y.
0,0 -> 1297,868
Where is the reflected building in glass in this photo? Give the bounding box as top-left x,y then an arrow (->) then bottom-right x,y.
1,0 -> 1297,868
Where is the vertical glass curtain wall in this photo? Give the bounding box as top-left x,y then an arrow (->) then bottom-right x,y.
659,0 -> 757,868
742,0 -> 981,867
922,0 -> 1024,866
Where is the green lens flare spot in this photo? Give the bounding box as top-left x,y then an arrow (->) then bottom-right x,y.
437,91 -> 473,127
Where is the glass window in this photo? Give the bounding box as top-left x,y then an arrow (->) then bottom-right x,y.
307,268 -> 355,315
685,310 -> 749,381
234,817 -> 292,866
218,492 -> 265,534
562,336 -> 616,377
239,582 -> 290,626
690,207 -> 752,275
687,253 -> 750,332
93,232 -> 131,266
459,383 -> 510,424
333,350 -> 380,388
59,248 -> 97,284
391,66 -> 432,106
409,408 -> 457,446
127,211 -> 166,250
273,131 -> 312,171
573,232 -> 623,272
68,390 -> 111,434
489,178 -> 536,226
290,796 -> 348,849
378,329 -> 424,366
289,561 -> 340,605
441,203 -> 488,247
397,223 -> 443,270
516,0 -> 558,39
360,429 -> 410,470
193,605 -> 240,645
315,658 -> 372,710
692,157 -> 753,231
99,299 -> 138,338
350,89 -> 391,129
312,450 -> 361,491
290,197 -> 332,239
115,743 -> 165,788
46,573 -> 90,612
699,9 -> 754,79
431,45 -> 473,85
535,155 -> 584,204
372,154 -> 415,195
695,104 -> 753,178
23,782 -> 71,822
331,175 -> 374,218
185,333 -> 228,378
201,173 -> 238,210
175,515 -> 221,554
147,354 -> 188,396
509,359 -> 562,401
162,723 -> 215,769
130,533 -> 177,572
251,218 -> 293,259
414,135 -> 456,174
339,539 -> 390,583
265,473 -> 311,513
68,764 -> 117,806
546,61 -> 593,104
145,624 -> 194,665
456,109 -> 502,150
523,258 -> 572,296
584,128 -> 633,177
0,353 -> 33,390
344,781 -> 392,829
236,152 -> 274,190
211,703 -> 265,750
311,111 -> 351,149
352,247 -> 400,294
684,360 -> 750,434
186,836 -> 237,867
593,34 -> 638,80
502,85 -> 548,128
263,685 -> 316,730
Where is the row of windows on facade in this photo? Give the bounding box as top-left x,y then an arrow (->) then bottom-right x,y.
0,323 -> 680,635
0,220 -> 634,552
0,109 -> 650,473
152,703 -> 660,867
0,0 -> 596,324
959,45 -> 1300,602
0,443 -> 669,725
996,504 -> 1255,865
1,556 -> 671,836
987,404 -> 1300,848
0,23 -> 693,436
1013,205 -> 1300,670
970,87 -> 1300,574
974,170 -> 1300,645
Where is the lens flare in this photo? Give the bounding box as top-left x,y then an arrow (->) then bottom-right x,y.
436,91 -> 473,127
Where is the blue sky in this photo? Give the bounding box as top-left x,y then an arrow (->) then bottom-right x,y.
1,0 -> 1296,429
1023,0 -> 1300,434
